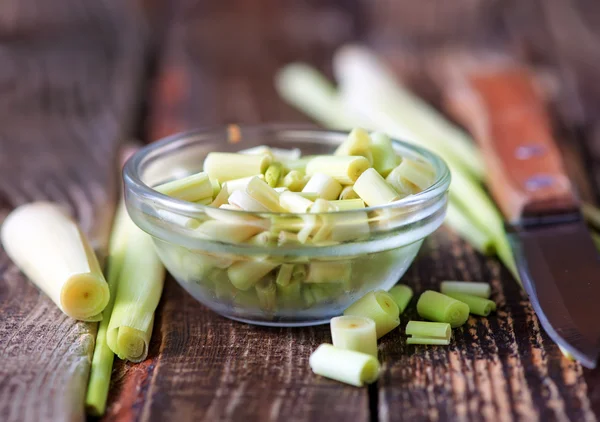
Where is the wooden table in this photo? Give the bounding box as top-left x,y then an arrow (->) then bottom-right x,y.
2,1 -> 600,421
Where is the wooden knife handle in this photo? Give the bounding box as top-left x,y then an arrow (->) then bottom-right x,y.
444,65 -> 578,223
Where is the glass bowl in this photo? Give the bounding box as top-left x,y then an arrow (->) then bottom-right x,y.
123,125 -> 450,326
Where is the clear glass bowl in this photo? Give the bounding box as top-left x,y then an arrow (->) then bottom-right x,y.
123,125 -> 451,326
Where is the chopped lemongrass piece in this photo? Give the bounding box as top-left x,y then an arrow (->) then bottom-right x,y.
228,190 -> 270,212
339,186 -> 360,200
353,168 -> 401,206
246,176 -> 285,211
344,290 -> 400,338
203,152 -> 271,182
298,214 -> 318,243
211,183 -> 230,207
305,261 -> 351,284
270,215 -> 304,233
309,344 -> 380,387
155,171 -> 213,202
388,284 -> 413,313
445,200 -> 494,255
255,278 -> 277,311
225,175 -> 264,194
309,199 -> 336,242
265,162 -> 283,187
277,280 -> 303,308
197,197 -> 212,205
210,178 -> 221,197
292,264 -> 307,282
276,263 -> 295,286
156,209 -> 202,229
417,290 -> 470,328
297,192 -> 319,201
302,173 -> 342,200
238,145 -> 274,157
281,170 -> 308,191
247,231 -> 277,246
331,316 -> 378,357
386,158 -> 435,195
334,128 -> 373,164
329,199 -> 365,210
306,155 -> 370,185
278,231 -> 301,246
370,132 -> 397,177
195,220 -> 262,243
228,261 -> 278,290
274,187 -> 289,193
444,292 -> 496,317
330,212 -> 370,242
440,281 -> 491,299
279,191 -> 314,213
1,202 -> 110,321
405,321 -> 451,345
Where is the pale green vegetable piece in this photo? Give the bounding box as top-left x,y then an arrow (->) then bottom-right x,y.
281,170 -> 308,191
280,191 -> 314,213
154,171 -> 213,202
444,292 -> 496,317
388,284 -> 413,313
330,316 -> 378,357
276,263 -> 295,286
246,176 -> 286,211
306,155 -> 371,185
386,158 -> 435,195
305,261 -> 351,284
445,201 -> 494,255
330,211 -> 370,242
405,321 -> 451,346
156,209 -> 201,230
247,231 -> 277,246
265,163 -> 283,187
339,185 -> 360,200
302,173 -> 342,200
416,290 -> 469,328
194,220 -> 262,243
334,127 -> 373,164
227,261 -> 278,291
369,132 -> 397,177
255,278 -> 277,311
210,178 -> 221,197
353,168 -> 401,206
440,281 -> 491,298
203,152 -> 271,182
329,199 -> 365,210
277,280 -> 303,308
309,344 -> 380,387
277,231 -> 301,246
344,290 -> 400,338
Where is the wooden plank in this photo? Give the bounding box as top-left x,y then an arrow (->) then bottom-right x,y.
0,2 -> 147,421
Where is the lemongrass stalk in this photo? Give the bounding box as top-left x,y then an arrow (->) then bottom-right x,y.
330,211 -> 370,242
344,290 -> 400,338
270,215 -> 304,233
277,280 -> 303,308
298,192 -> 319,201
309,344 -> 380,387
388,284 -> 413,313
194,220 -> 262,243
278,231 -> 301,246
405,321 -> 451,345
292,264 -> 307,282
227,261 -> 278,291
298,214 -> 318,243
225,175 -> 264,194
386,158 -> 435,195
281,170 -> 308,191
197,198 -> 212,205
180,252 -> 224,281
353,168 -> 401,206
228,190 -> 270,212
445,200 -> 495,255
302,173 -> 343,200
246,176 -> 286,211
339,186 -> 360,200
156,209 -> 202,230
306,155 -> 370,185
334,127 -> 373,164
154,171 -> 213,202
330,316 -> 378,357
369,132 -> 397,177
255,278 -> 277,311
305,261 -> 351,284
1,202 -> 109,321
279,191 -> 314,213
204,204 -> 265,227
247,231 -> 277,246
303,286 -> 316,307
203,152 -> 271,182
106,214 -> 165,362
210,178 -> 221,197
440,281 -> 491,298
310,198 -> 337,242
275,263 -> 295,286
416,290 -> 469,328
265,163 -> 283,187
444,292 -> 496,317
329,199 -> 365,210
211,183 -> 230,207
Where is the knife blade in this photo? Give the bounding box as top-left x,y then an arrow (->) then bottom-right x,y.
442,59 -> 600,368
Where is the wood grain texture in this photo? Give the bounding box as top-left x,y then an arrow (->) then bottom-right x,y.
0,1 -> 146,421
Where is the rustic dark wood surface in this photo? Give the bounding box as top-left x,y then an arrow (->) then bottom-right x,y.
2,1 -> 600,421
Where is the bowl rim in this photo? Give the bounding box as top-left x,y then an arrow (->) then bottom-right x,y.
123,124 -> 451,217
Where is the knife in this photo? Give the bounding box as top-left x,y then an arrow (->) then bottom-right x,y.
442,59 -> 600,368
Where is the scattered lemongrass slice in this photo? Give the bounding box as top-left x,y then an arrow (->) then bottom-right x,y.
255,278 -> 277,311
279,191 -> 314,213
154,171 -> 213,202
386,158 -> 435,195
228,190 -> 270,212
276,263 -> 295,286
331,316 -> 378,357
440,281 -> 491,299
281,170 -> 308,191
405,321 -> 451,345
339,186 -> 360,200
334,127 -> 373,164
309,344 -> 380,387
444,292 -> 496,317
344,290 -> 400,338
306,155 -> 370,185
388,284 -> 413,313
353,168 -> 401,206
303,173 -> 342,200
246,176 -> 285,211
305,261 -> 351,284
329,199 -> 365,210
228,261 -> 278,290
445,200 -> 494,255
1,202 -> 110,321
330,212 -> 370,242
417,290 -> 469,328
194,220 -> 262,243
156,209 -> 201,230
203,152 -> 271,182
265,163 -> 283,187
369,132 -> 397,177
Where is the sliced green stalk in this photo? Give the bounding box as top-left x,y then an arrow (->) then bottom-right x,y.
388,284 -> 413,313
386,158 -> 435,195
305,261 -> 351,284
330,212 -> 370,242
281,170 -> 308,191
445,200 -> 495,255
154,171 -> 213,202
297,192 -> 319,201
406,337 -> 451,345
369,132 -> 397,177
228,190 -> 270,212
309,199 -> 336,242
194,220 -> 262,243
306,155 -> 370,185
276,263 -> 295,286
405,321 -> 451,345
416,290 -> 469,328
277,280 -> 303,308
255,278 -> 277,311
302,173 -> 343,200
265,163 -> 283,187
339,186 -> 360,200
247,231 -> 277,246
270,215 -> 304,233
334,127 -> 373,164
309,344 -> 380,387
279,191 -> 314,213
1,202 -> 110,321
440,281 -> 491,298
330,316 -> 378,357
210,178 -> 221,197
353,168 -> 401,206
156,209 -> 202,230
227,261 -> 278,291
278,231 -> 301,246
246,176 -> 286,211
329,199 -> 365,211
344,290 -> 400,338
292,264 -> 307,283
203,152 -> 271,182
444,292 -> 496,317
